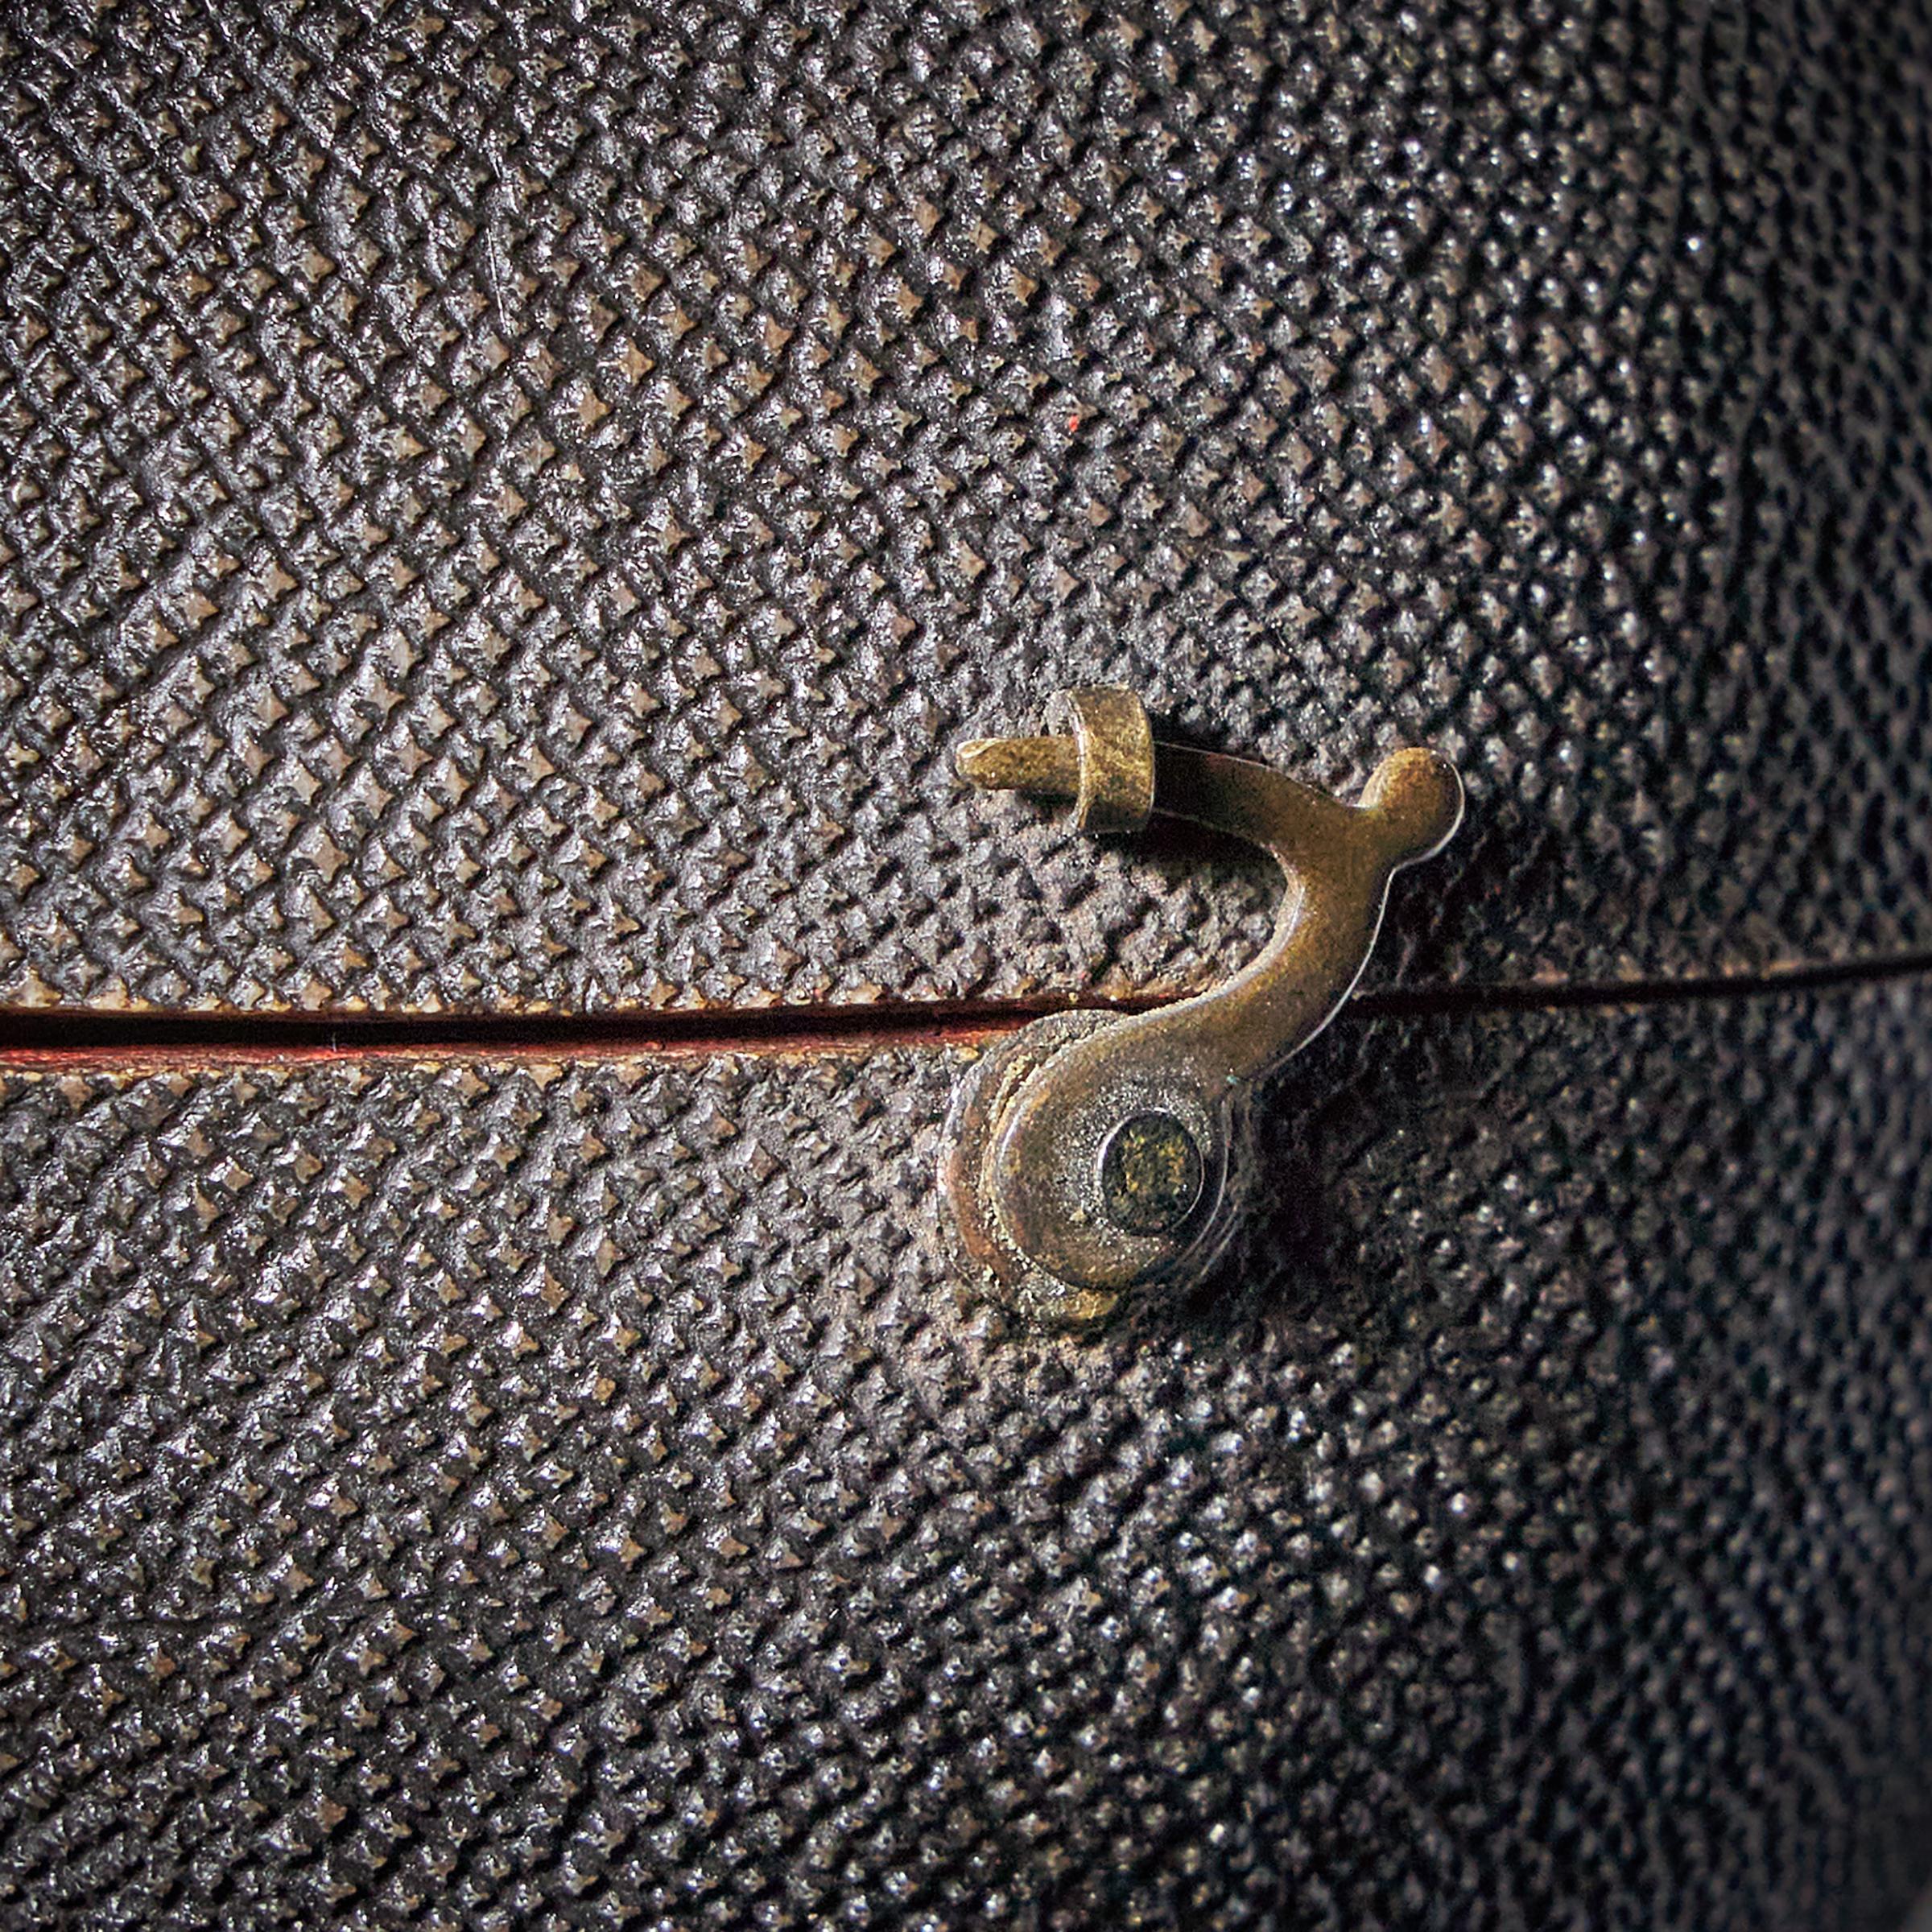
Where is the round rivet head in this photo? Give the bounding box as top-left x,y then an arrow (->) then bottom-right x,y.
1097,1109 -> 1206,1236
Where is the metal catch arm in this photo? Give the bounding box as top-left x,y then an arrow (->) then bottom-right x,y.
943,688 -> 1462,1325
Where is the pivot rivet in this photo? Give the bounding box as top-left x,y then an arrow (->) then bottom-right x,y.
1098,1110 -> 1206,1236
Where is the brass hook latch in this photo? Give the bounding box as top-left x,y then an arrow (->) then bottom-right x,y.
941,688 -> 1463,1324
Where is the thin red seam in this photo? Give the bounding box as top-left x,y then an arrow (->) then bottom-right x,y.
1,951 -> 1929,1072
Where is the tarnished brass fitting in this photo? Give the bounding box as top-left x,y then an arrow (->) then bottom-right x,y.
957,686 -> 1154,834
943,687 -> 1462,1326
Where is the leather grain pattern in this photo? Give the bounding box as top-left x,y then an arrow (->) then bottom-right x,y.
2,0 -> 1931,1013
2,980 -> 1930,1927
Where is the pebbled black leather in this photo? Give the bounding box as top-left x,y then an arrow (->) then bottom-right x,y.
2,4 -> 1931,1927
2,982 -> 1930,1928
1,0 -> 1930,1013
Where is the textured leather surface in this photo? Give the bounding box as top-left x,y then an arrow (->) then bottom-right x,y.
2,980 -> 1930,1928
2,0 -> 1932,1013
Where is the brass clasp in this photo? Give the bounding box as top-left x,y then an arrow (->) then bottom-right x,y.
942,688 -> 1462,1324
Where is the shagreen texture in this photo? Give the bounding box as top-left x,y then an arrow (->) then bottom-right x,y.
2,980 -> 1930,1927
2,0 -> 1931,1012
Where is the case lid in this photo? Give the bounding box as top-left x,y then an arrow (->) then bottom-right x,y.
2,2 -> 1928,1015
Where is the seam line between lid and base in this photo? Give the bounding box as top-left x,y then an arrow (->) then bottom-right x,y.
0,949 -> 1929,1074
